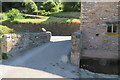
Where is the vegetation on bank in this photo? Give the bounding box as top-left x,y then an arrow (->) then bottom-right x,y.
3,17 -> 80,24
51,12 -> 80,18
0,25 -> 16,47
6,8 -> 24,21
1,13 -> 80,25
0,13 -> 8,20
0,25 -> 16,34
0,25 -> 16,60
1,1 -> 81,25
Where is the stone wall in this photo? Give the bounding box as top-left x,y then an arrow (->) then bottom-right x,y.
6,23 -> 80,36
1,32 -> 51,57
71,31 -> 82,66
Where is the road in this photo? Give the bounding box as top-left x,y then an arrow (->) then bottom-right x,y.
0,36 -> 119,78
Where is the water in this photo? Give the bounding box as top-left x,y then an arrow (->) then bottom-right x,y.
80,58 -> 119,75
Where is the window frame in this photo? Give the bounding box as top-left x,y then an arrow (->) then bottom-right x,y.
106,23 -> 118,34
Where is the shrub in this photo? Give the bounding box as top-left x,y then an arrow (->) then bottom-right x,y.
62,2 -> 81,12
6,8 -> 24,20
0,13 -> 8,20
41,11 -> 52,16
2,53 -> 8,60
36,2 -> 44,10
33,10 -> 52,16
33,10 -> 46,15
42,2 -> 62,12
24,0 -> 38,14
0,25 -> 16,34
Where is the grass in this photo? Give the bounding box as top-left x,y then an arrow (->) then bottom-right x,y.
0,25 -> 16,34
2,14 -> 80,24
50,12 -> 80,18
1,12 -> 80,24
13,18 -> 80,24
23,14 -> 49,19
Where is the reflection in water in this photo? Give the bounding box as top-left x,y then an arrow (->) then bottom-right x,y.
80,58 -> 119,75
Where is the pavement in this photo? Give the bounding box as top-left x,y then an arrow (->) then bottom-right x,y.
0,36 -> 119,79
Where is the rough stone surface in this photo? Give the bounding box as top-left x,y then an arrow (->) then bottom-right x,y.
1,32 -> 51,57
81,2 -> 119,51
71,2 -> 119,66
71,31 -> 82,66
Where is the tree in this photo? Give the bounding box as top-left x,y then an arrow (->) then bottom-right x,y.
6,8 -> 24,20
24,0 -> 38,14
62,2 -> 81,12
43,2 -> 62,12
36,0 -> 62,12
2,2 -> 23,12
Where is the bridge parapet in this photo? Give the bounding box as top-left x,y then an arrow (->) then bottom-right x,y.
71,30 -> 83,66
1,32 -> 51,58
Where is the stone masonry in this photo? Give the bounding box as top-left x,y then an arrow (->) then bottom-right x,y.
1,32 -> 51,57
71,31 -> 83,66
71,2 -> 119,66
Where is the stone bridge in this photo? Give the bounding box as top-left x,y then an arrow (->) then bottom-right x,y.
1,32 -> 51,57
0,34 -> 118,78
0,31 -> 119,75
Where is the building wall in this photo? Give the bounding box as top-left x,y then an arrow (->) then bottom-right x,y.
71,2 -> 119,66
81,2 -> 119,53
1,32 -> 51,57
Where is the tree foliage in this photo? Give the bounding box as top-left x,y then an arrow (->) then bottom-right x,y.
0,25 -> 15,34
6,8 -> 24,20
36,1 -> 62,12
2,2 -> 23,12
62,2 -> 81,12
24,0 -> 38,13
0,13 -> 7,20
2,1 -> 81,15
43,2 -> 61,12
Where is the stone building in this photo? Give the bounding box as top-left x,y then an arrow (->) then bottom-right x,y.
71,2 -> 120,66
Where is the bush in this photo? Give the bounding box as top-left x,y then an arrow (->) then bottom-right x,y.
42,11 -> 52,16
33,10 -> 46,15
42,2 -> 62,12
24,0 -> 38,14
6,8 -> 24,20
0,13 -> 8,20
62,2 -> 81,12
0,25 -> 16,34
2,53 -> 8,60
33,10 -> 52,16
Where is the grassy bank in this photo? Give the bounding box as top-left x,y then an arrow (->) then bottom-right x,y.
0,12 -> 80,36
50,12 -> 80,18
2,14 -> 80,25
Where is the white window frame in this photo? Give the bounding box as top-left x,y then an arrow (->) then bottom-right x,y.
107,24 -> 118,33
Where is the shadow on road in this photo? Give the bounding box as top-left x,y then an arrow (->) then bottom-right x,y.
2,40 -> 80,78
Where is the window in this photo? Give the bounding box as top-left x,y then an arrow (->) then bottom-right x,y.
107,24 -> 118,33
